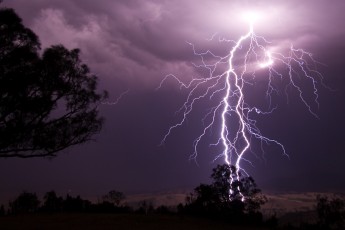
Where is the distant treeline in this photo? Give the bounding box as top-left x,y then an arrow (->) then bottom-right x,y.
1,166 -> 345,230
1,190 -> 345,230
1,190 -> 128,215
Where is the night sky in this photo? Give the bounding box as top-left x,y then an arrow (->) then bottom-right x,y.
1,0 -> 345,202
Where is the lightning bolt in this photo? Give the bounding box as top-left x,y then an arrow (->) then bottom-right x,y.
158,12 -> 323,198
102,89 -> 129,105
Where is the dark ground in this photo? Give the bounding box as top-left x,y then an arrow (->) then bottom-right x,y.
0,213 -> 270,230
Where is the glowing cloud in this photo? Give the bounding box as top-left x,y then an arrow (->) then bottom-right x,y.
242,11 -> 261,24
259,51 -> 274,68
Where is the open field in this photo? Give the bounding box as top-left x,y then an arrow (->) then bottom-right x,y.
0,213 -> 270,230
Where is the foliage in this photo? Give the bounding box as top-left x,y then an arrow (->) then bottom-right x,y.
9,191 -> 40,214
63,194 -> 92,212
183,164 -> 267,224
136,200 -> 155,214
7,190 -> 132,215
102,190 -> 126,206
42,191 -> 63,212
316,195 -> 345,230
0,7 -> 107,158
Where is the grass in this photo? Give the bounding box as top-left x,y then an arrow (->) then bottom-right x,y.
0,213 -> 270,230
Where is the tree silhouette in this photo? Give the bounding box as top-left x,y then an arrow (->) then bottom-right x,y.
137,200 -> 154,215
0,7 -> 107,158
316,195 -> 345,229
9,191 -> 40,214
63,194 -> 91,212
184,164 -> 266,223
210,164 -> 267,213
42,191 -> 63,212
102,190 -> 126,207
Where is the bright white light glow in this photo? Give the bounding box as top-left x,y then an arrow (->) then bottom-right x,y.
259,51 -> 274,68
242,11 -> 261,24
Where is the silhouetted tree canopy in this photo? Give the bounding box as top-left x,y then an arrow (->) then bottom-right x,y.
0,7 -> 107,158
42,191 -> 63,212
102,190 -> 126,206
9,191 -> 40,214
316,195 -> 345,229
184,164 -> 266,223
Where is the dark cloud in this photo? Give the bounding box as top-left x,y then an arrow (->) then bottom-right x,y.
3,0 -> 345,89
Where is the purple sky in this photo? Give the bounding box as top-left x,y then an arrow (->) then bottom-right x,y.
1,0 -> 345,202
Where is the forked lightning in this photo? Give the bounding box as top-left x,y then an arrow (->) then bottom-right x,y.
158,11 -> 323,197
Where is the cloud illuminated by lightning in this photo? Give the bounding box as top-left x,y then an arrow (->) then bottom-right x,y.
158,10 -> 323,196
